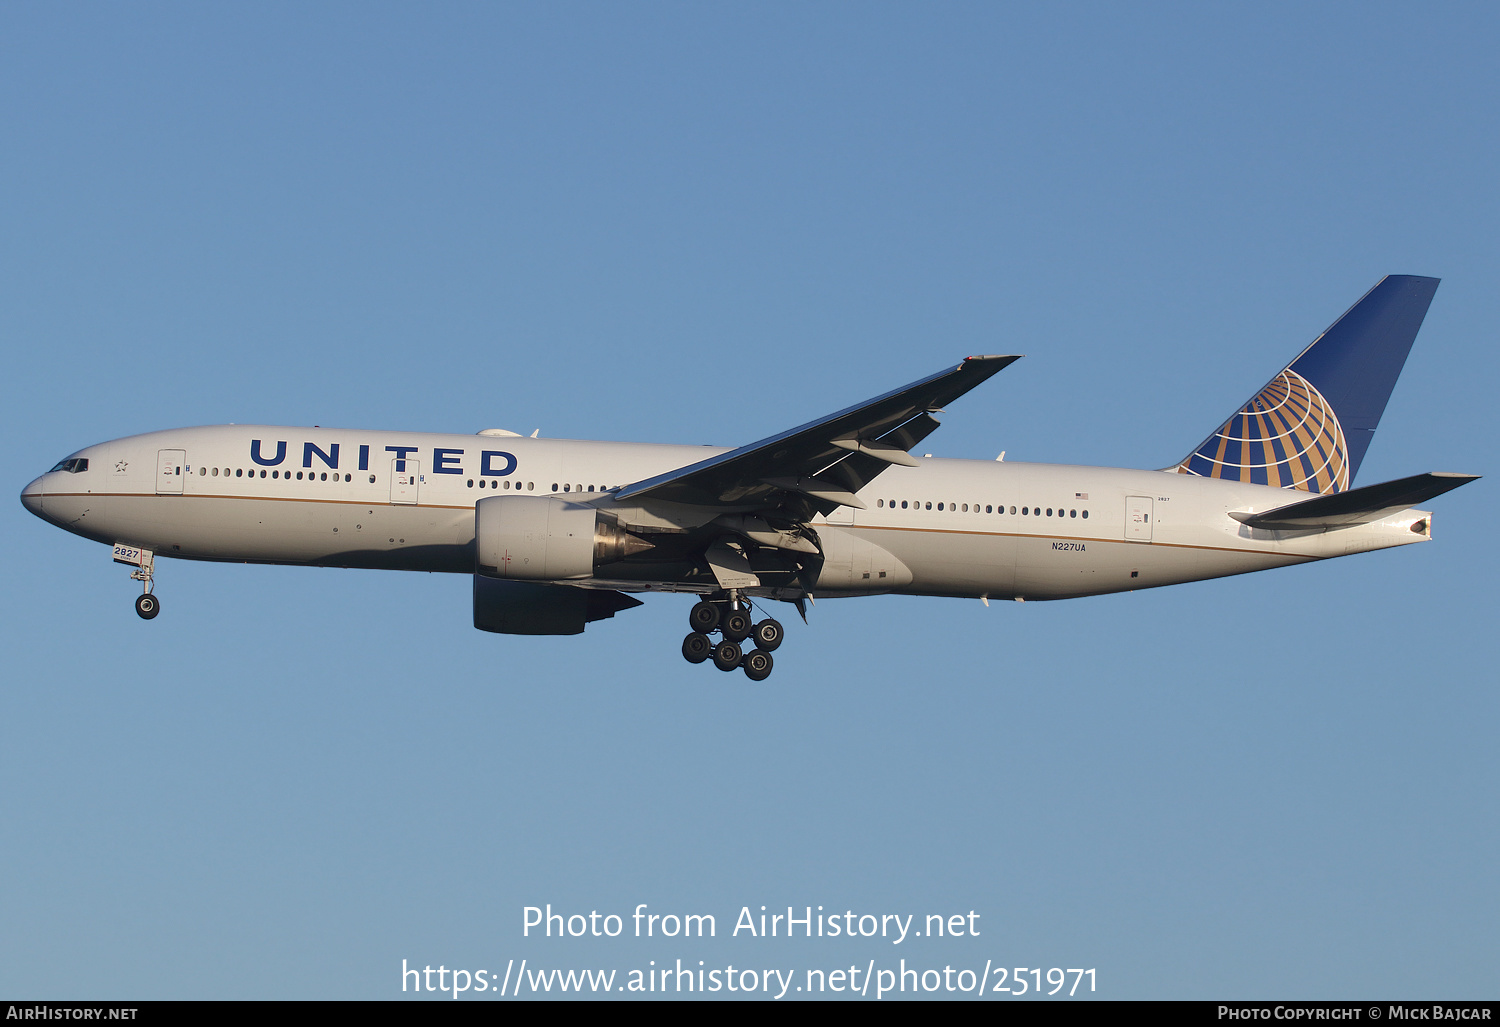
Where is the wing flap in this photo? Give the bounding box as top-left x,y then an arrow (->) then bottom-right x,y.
704,541 -> 761,589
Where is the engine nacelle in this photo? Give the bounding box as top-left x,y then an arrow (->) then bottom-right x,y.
475,495 -> 650,581
473,576 -> 643,635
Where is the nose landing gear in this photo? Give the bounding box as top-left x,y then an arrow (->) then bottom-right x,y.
682,594 -> 784,681
113,544 -> 159,620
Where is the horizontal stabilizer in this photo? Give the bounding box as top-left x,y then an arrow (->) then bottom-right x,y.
1230,472 -> 1479,530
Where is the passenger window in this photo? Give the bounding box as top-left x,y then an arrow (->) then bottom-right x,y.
1022,507 -> 1028,515
937,503 -> 944,511
1047,508 -> 1052,516
527,482 -> 534,491
985,505 -> 992,513
925,502 -> 932,510
901,501 -> 908,509
467,479 -> 474,488
1082,510 -> 1088,519
1070,509 -> 1076,517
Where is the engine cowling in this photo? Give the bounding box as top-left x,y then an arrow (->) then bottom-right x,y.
473,576 -> 643,635
475,495 -> 650,580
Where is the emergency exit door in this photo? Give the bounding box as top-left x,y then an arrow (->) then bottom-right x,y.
156,450 -> 186,495
1125,496 -> 1153,541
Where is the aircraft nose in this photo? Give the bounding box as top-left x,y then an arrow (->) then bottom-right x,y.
20,476 -> 46,518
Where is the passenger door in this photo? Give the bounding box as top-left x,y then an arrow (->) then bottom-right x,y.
1125,496 -> 1153,541
156,450 -> 186,495
390,459 -> 421,505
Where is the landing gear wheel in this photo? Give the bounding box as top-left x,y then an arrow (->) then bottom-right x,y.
681,632 -> 712,664
751,618 -> 784,652
742,649 -> 774,681
711,640 -> 743,672
135,593 -> 160,620
721,609 -> 752,642
689,601 -> 721,634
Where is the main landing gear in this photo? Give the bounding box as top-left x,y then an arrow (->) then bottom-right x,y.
681,594 -> 784,682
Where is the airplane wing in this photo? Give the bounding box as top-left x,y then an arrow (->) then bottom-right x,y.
613,355 -> 1022,512
1229,471 -> 1479,530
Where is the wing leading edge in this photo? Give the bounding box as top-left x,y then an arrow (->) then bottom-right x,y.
613,355 -> 1022,512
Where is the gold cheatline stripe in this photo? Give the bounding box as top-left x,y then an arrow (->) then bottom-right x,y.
47,493 -> 1321,561
854,522 -> 1318,559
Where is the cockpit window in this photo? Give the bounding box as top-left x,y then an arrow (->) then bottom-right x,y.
49,458 -> 88,473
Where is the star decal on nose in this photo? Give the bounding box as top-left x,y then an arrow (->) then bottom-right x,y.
115,460 -> 129,472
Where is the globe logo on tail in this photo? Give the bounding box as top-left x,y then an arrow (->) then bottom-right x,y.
1175,368 -> 1349,493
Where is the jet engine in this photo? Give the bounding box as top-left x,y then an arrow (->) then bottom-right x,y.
473,576 -> 643,635
475,495 -> 652,581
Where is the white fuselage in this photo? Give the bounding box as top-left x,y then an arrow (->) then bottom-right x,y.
21,424 -> 1432,602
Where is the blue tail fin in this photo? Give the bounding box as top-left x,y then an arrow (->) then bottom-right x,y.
1173,275 -> 1439,493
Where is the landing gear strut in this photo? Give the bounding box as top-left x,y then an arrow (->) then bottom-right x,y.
680,592 -> 785,681
116,545 -> 159,621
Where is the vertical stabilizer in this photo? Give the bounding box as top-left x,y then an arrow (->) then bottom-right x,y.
1174,275 -> 1439,493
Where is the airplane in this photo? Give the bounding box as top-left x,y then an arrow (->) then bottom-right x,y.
21,275 -> 1478,681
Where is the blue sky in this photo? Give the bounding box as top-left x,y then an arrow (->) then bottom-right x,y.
2,3 -> 1495,1000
